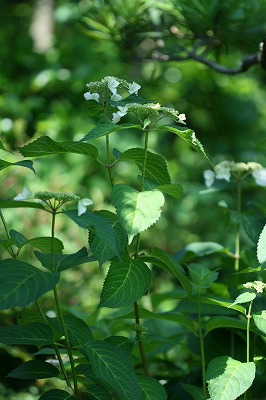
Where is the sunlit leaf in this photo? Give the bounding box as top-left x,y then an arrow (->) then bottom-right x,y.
257,223 -> 266,268
253,310 -> 266,335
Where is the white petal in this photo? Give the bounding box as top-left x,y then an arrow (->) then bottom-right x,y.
112,113 -> 121,123
178,113 -> 186,121
252,168 -> 266,186
84,92 -> 99,102
215,165 -> 231,182
128,81 -> 141,94
81,198 -> 93,206
117,106 -> 128,113
111,93 -> 122,101
107,77 -> 119,94
203,170 -> 215,188
78,198 -> 93,216
14,187 -> 32,201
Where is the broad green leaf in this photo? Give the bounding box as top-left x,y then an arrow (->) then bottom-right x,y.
174,241 -> 225,263
0,200 -> 45,210
34,247 -> 95,271
189,296 -> 246,314
257,223 -> 266,268
138,376 -> 168,400
0,238 -> 16,252
0,323 -> 54,345
188,263 -> 218,289
0,139 -> 11,152
82,340 -> 140,400
7,360 -> 59,379
118,308 -> 197,335
49,315 -> 93,347
81,118 -> 140,141
99,254 -> 151,308
89,211 -> 127,267
86,384 -> 112,400
9,230 -> 27,247
64,210 -> 121,259
39,389 -> 76,399
140,248 -> 192,296
228,292 -> 256,308
204,316 -> 247,336
19,237 -> 64,254
18,136 -> 98,158
181,383 -> 204,400
0,259 -> 59,309
206,356 -> 256,400
104,336 -> 133,357
119,148 -> 171,185
253,310 -> 266,335
112,184 -> 165,242
158,126 -> 212,165
0,159 -> 35,173
155,184 -> 184,201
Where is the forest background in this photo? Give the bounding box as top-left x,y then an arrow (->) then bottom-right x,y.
1,0 -> 266,399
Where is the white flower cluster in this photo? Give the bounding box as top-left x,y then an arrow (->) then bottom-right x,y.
243,281 -> 266,294
14,188 -> 92,216
84,76 -> 141,105
203,161 -> 265,188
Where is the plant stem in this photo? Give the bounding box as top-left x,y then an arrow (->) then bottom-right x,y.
234,180 -> 242,271
106,134 -> 114,187
244,300 -> 253,400
35,300 -> 72,388
134,128 -> 150,375
198,301 -> 207,400
0,209 -> 16,257
50,210 -> 78,395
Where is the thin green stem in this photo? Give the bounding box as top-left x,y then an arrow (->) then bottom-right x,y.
198,301 -> 207,400
234,180 -> 242,271
50,210 -> 78,395
134,301 -> 149,376
106,134 -> 114,187
0,209 -> 16,257
35,301 -> 72,388
244,301 -> 253,400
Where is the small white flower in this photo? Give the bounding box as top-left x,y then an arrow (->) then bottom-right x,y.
14,187 -> 32,201
111,93 -> 122,101
112,113 -> 121,123
107,77 -> 120,94
84,92 -> 99,102
215,165 -> 231,182
78,198 -> 93,216
117,106 -> 128,116
203,170 -> 215,188
178,113 -> 186,121
128,81 -> 141,95
252,168 -> 266,186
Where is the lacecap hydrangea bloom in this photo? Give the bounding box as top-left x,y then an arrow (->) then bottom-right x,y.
203,161 -> 265,188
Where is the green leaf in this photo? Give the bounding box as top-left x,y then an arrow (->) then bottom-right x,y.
64,210 -> 122,259
228,292 -> 256,308
204,316 -> 248,335
253,310 -> 266,335
138,376 -> 168,400
49,315 -> 93,347
89,211 -> 127,267
0,139 -> 11,152
206,356 -> 256,400
155,184 -> 184,201
18,136 -> 98,158
0,259 -> 59,309
0,323 -> 54,345
257,223 -> 266,268
86,385 -> 112,400
158,126 -> 212,165
9,230 -> 27,247
140,248 -> 192,296
104,336 -> 133,357
173,241 -> 225,263
19,237 -> 64,254
34,247 -> 95,271
0,159 -> 35,173
189,296 -> 246,314
82,340 -> 140,400
181,383 -> 204,400
188,263 -> 219,289
112,184 -> 165,242
118,308 -> 197,335
0,200 -> 45,210
99,254 -> 151,308
39,389 -> 76,399
82,118 -> 140,141
7,360 -> 59,379
119,148 -> 171,185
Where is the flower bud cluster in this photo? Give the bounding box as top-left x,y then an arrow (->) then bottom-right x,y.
243,281 -> 266,294
203,161 -> 265,188
34,191 -> 80,202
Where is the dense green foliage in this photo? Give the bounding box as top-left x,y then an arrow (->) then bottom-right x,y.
1,1 -> 266,399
